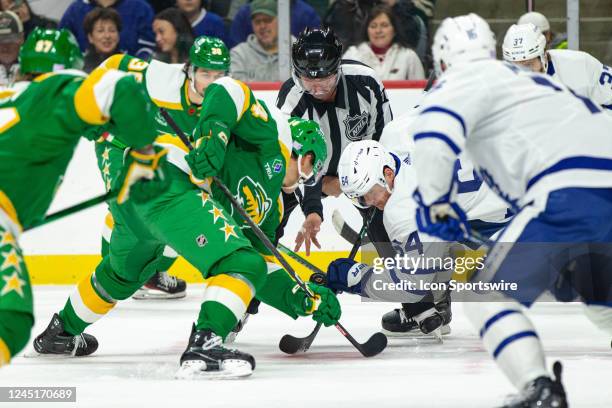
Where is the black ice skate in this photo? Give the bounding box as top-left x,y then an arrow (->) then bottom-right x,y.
381,302 -> 451,338
32,313 -> 98,357
132,271 -> 186,300
501,361 -> 567,408
176,325 -> 255,379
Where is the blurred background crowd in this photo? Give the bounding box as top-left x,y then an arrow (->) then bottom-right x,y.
0,0 -> 609,85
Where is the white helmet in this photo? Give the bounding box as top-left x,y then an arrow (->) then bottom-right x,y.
338,140 -> 395,207
518,11 -> 550,33
432,13 -> 496,76
502,23 -> 547,72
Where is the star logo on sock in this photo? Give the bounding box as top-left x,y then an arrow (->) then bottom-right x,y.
101,147 -> 111,162
0,231 -> 15,248
102,163 -> 110,178
1,248 -> 21,274
209,205 -> 226,224
220,221 -> 238,241
198,191 -> 210,207
1,271 -> 25,298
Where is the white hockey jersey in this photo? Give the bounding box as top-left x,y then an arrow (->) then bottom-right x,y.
547,49 -> 612,114
360,110 -> 511,303
379,109 -> 508,243
411,59 -> 612,211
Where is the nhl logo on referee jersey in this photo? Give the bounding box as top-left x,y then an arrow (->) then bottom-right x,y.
196,234 -> 208,247
344,111 -> 370,141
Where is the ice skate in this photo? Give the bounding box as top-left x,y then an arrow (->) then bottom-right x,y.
32,313 -> 98,357
133,271 -> 186,300
176,325 -> 255,380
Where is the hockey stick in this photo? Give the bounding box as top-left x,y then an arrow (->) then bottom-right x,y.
277,208 -> 380,355
160,108 -> 383,356
463,228 -> 493,249
332,208 -> 372,245
278,243 -> 387,357
25,190 -> 118,231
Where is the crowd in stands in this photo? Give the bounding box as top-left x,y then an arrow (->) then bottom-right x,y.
3,0 -> 575,85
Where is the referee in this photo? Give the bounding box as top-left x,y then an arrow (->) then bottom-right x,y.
275,27 -> 394,258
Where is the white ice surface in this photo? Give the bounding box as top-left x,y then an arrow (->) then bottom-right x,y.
1,285 -> 611,408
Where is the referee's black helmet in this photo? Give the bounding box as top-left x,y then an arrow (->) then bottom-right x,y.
292,27 -> 343,79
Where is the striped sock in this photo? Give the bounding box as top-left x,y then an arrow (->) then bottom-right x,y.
466,301 -> 549,389
197,273 -> 255,339
59,272 -> 116,335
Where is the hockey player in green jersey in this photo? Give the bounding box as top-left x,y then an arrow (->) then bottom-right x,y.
0,28 -> 168,367
34,74 -> 337,378
31,36 -> 232,356
97,36 -> 232,299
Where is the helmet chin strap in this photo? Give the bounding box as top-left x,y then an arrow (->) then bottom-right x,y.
297,154 -> 315,184
188,65 -> 205,98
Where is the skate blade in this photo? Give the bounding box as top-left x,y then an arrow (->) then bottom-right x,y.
431,327 -> 443,343
22,347 -> 79,359
382,325 -> 451,339
132,290 -> 186,300
175,359 -> 253,380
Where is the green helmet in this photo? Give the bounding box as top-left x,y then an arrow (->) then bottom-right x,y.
189,36 -> 230,72
289,117 -> 328,185
19,28 -> 83,75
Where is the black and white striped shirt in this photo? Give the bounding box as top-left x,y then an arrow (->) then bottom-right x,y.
277,60 -> 393,217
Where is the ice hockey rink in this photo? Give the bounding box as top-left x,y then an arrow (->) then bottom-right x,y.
1,285 -> 610,408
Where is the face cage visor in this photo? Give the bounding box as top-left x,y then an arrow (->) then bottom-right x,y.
294,68 -> 341,99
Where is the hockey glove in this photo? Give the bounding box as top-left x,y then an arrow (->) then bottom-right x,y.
117,146 -> 169,204
413,189 -> 470,242
186,120 -> 230,179
290,283 -> 341,327
326,258 -> 369,295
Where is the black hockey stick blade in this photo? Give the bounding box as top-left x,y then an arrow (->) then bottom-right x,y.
279,322 -> 322,354
332,209 -> 372,245
360,332 -> 388,358
335,322 -> 387,357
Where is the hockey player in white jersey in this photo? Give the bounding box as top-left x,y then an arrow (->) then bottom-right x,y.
502,23 -> 612,113
410,13 -> 612,408
330,109 -> 510,337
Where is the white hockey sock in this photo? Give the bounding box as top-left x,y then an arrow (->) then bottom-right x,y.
464,298 -> 549,390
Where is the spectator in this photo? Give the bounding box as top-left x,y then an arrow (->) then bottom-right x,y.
380,0 -> 426,61
152,7 -> 193,63
1,0 -> 56,38
322,0 -> 376,49
176,0 -> 227,45
230,0 -> 290,82
60,0 -> 156,59
0,10 -> 22,86
82,7 -> 122,72
230,0 -> 319,48
343,5 -> 424,80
